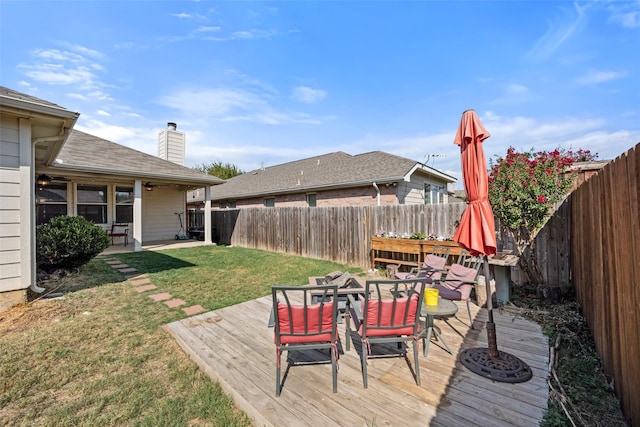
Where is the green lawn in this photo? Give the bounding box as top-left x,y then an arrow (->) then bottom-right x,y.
0,246 -> 361,426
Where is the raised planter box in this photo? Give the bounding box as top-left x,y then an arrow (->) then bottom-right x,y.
370,237 -> 463,270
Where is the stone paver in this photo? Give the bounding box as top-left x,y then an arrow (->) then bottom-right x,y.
126,273 -> 145,280
130,278 -> 151,286
183,305 -> 206,316
110,263 -> 128,269
164,299 -> 186,308
149,293 -> 172,302
104,259 -> 120,264
134,284 -> 157,293
119,267 -> 138,273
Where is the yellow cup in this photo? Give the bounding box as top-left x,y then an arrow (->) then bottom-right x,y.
424,288 -> 439,306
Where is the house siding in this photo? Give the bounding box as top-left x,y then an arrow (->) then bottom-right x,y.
215,185 -> 400,209
158,128 -> 185,166
0,116 -> 28,303
142,187 -> 185,241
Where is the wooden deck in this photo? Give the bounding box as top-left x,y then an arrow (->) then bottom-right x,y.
165,295 -> 549,426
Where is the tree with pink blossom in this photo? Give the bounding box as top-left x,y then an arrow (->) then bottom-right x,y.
488,147 -> 597,284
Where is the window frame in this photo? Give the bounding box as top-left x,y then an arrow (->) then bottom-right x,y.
115,186 -> 134,223
76,183 -> 108,224
35,182 -> 69,225
306,193 -> 317,207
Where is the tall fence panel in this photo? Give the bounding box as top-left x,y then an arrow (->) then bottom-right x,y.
211,203 -> 466,268
570,143 -> 639,426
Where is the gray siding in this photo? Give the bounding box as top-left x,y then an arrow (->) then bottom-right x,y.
142,187 -> 186,241
0,117 -> 23,292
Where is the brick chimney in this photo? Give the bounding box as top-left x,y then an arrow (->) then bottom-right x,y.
158,122 -> 185,165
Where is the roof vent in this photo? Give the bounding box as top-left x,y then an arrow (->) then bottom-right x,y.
167,122 -> 177,130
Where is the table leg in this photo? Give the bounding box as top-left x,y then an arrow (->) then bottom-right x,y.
422,315 -> 453,356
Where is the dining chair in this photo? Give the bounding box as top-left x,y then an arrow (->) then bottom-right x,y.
272,284 -> 339,396
394,244 -> 450,280
431,251 -> 483,328
345,279 -> 427,388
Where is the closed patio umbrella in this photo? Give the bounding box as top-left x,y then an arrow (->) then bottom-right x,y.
453,109 -> 532,383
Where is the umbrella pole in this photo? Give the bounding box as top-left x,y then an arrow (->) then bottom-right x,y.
482,256 -> 500,358
457,254 -> 533,383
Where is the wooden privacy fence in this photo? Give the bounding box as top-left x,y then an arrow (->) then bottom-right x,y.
209,203 -> 467,268
570,143 -> 639,427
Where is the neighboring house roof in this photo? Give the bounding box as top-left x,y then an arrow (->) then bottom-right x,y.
48,129 -> 224,186
206,151 -> 456,200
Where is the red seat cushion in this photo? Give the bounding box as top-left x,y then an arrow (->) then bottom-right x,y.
360,293 -> 419,337
276,302 -> 336,344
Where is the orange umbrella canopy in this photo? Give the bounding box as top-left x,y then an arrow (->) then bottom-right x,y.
452,110 -> 497,257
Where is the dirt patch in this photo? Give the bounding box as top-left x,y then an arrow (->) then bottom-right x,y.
0,300 -> 70,335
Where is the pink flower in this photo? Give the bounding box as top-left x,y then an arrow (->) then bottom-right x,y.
537,195 -> 547,203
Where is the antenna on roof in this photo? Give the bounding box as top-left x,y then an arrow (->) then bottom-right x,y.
423,154 -> 445,167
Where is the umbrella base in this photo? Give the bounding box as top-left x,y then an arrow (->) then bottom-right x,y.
459,347 -> 532,383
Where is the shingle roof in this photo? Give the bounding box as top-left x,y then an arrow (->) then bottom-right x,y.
209,151 -> 455,199
54,130 -> 224,185
0,86 -> 68,109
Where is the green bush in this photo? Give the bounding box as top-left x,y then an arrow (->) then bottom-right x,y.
36,216 -> 111,272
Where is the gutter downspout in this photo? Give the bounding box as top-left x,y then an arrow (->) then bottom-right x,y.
372,182 -> 380,206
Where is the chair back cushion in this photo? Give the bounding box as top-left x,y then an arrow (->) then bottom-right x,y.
276,302 -> 335,344
435,263 -> 478,301
363,293 -> 419,337
418,254 -> 447,280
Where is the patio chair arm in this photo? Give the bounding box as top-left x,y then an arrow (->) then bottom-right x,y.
346,294 -> 363,321
433,277 -> 478,285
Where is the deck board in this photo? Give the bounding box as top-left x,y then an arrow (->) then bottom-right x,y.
165,295 -> 549,426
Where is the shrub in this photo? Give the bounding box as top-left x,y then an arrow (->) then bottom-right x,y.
36,216 -> 111,272
488,147 -> 597,284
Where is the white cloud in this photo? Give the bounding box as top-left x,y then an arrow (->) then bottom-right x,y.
195,26 -> 221,33
204,28 -> 281,41
576,70 -> 626,85
291,86 -> 327,104
507,83 -> 529,94
619,11 -> 640,27
21,63 -> 97,87
97,110 -> 110,116
156,86 -> 326,125
74,119 -> 159,156
525,2 -> 589,62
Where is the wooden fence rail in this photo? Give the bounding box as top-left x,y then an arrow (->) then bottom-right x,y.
570,143 -> 639,426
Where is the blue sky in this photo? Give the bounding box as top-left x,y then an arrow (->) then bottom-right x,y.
2,1 -> 639,187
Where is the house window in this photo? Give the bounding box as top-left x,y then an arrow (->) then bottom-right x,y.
424,183 -> 446,205
306,193 -> 317,207
229,200 -> 237,208
77,184 -> 107,224
115,186 -> 133,223
264,198 -> 275,208
219,202 -> 227,209
36,183 -> 68,225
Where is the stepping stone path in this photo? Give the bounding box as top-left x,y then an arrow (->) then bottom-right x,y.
101,257 -> 206,317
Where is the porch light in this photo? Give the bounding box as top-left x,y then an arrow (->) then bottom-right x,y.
36,174 -> 51,186
144,182 -> 154,191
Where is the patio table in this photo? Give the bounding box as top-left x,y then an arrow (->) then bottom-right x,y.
418,297 -> 458,357
308,276 -> 369,323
